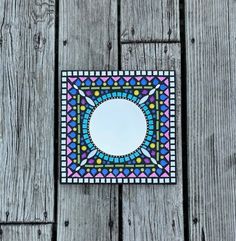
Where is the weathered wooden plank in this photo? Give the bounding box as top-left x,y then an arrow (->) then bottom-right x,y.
0,0 -> 55,222
0,225 -> 52,241
57,1 -> 119,241
185,1 -> 236,240
121,43 -> 183,241
121,0 -> 180,42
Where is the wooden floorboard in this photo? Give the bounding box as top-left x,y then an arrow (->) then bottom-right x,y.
57,1 -> 119,241
185,0 -> 236,240
121,0 -> 180,42
1,0 -> 235,240
121,43 -> 184,241
0,225 -> 52,241
0,0 -> 55,222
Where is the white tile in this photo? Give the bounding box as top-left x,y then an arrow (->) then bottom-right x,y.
61,133 -> 66,138
61,145 -> 66,150
135,179 -> 140,183
73,178 -> 78,183
171,178 -> 176,183
170,161 -> 176,166
141,70 -> 146,75
130,71 -> 135,75
61,95 -> 66,100
129,178 -> 134,183
164,178 -> 170,183
159,178 -> 164,183
170,139 -> 175,144
164,71 -> 169,76
62,71 -> 67,77
61,173 -> 66,177
62,83 -> 67,88
61,140 -> 66,145
61,162 -> 66,167
62,77 -> 67,83
61,178 -> 66,183
147,178 -> 152,183
141,178 -> 146,183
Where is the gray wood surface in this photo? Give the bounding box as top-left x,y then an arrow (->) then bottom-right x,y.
0,225 -> 52,241
0,0 -> 55,222
1,0 -> 235,240
185,1 -> 236,240
57,1 -> 119,241
121,0 -> 180,42
121,43 -> 184,241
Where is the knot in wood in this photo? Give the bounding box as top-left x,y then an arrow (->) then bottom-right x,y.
107,41 -> 112,50
33,32 -> 46,50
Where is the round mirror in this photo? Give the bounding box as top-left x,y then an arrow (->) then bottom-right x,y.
89,99 -> 147,156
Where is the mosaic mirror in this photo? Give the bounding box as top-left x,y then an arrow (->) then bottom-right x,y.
61,70 -> 176,184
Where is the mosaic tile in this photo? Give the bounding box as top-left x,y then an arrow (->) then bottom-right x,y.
61,71 -> 176,184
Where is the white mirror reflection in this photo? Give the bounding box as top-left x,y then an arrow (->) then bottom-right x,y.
89,99 -> 147,156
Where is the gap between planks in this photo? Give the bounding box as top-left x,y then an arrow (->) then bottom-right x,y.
121,40 -> 181,44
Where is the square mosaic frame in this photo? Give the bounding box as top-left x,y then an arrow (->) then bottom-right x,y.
61,70 -> 176,184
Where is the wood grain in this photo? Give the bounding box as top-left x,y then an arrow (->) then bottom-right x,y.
121,0 -> 180,42
0,0 -> 55,222
185,0 -> 236,240
121,43 -> 183,241
0,225 -> 52,241
57,1 -> 119,241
